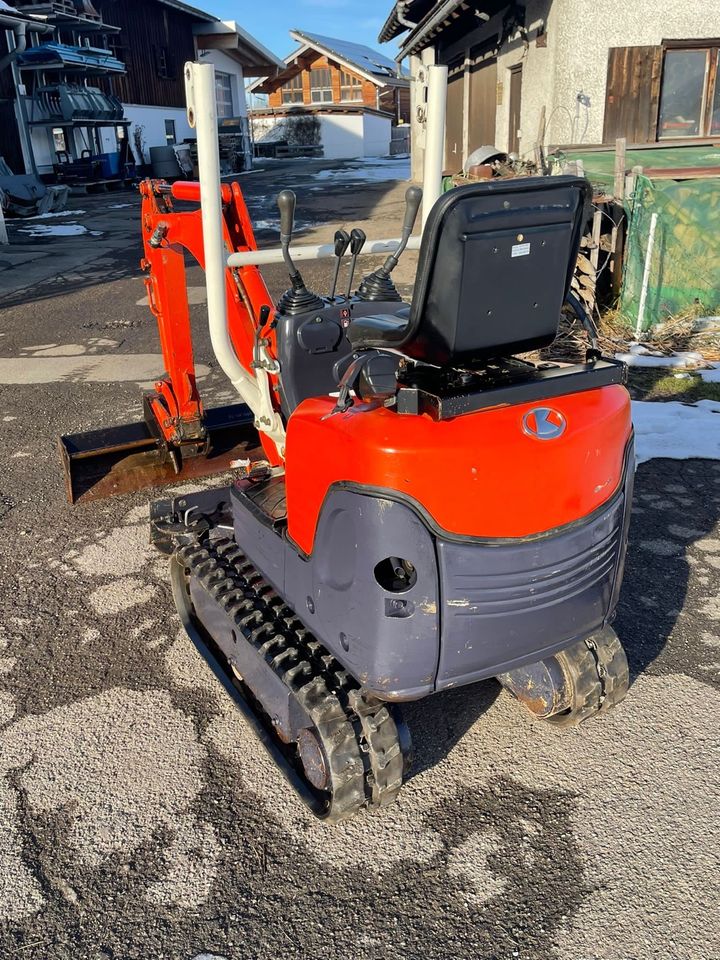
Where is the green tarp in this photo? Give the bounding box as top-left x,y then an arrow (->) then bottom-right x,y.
620,174 -> 720,329
560,145 -> 720,329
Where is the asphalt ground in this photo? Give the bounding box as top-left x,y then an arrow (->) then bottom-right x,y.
0,159 -> 719,960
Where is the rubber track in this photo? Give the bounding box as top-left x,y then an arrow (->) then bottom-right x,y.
546,626 -> 629,728
175,534 -> 407,820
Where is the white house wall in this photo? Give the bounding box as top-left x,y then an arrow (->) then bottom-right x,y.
495,0 -> 717,153
121,105 -> 193,164
495,0 -> 556,157
549,0 -> 716,145
362,113 -> 391,156
318,114 -> 365,159
250,112 -> 390,159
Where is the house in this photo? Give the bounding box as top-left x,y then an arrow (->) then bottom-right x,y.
248,30 -> 410,160
379,0 -> 720,173
0,0 -> 283,178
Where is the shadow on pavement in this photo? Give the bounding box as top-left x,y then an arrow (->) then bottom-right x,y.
615,457 -> 720,689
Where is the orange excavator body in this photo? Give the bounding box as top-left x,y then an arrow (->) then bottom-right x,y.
284,387 -> 633,555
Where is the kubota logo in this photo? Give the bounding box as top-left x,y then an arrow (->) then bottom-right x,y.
522,407 -> 566,440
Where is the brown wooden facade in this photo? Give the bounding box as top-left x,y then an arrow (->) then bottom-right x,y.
94,0 -> 202,108
261,49 -> 409,122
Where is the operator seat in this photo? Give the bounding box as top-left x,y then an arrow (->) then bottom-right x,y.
348,176 -> 592,368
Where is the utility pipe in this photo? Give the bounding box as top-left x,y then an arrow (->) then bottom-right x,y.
0,16 -> 54,73
422,64 -> 447,227
227,235 -> 421,268
184,61 -> 285,452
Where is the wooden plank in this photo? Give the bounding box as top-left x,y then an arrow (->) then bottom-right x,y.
610,201 -> 625,300
614,137 -> 626,200
95,0 -> 195,108
551,138 -> 720,152
641,166 -> 720,180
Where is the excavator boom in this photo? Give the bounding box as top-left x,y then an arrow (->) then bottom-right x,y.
60,178 -> 274,503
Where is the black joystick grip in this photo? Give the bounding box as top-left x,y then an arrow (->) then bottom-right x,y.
349,227 -> 367,254
334,229 -> 351,257
278,189 -> 296,242
403,186 -> 423,235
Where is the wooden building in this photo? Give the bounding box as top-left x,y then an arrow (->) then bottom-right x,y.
0,0 -> 282,176
248,31 -> 409,160
379,0 -> 720,174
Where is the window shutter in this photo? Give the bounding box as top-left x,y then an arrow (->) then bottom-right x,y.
603,46 -> 663,144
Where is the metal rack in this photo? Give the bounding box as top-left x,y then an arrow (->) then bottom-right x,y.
14,0 -> 133,188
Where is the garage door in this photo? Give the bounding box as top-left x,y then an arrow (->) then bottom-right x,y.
468,57 -> 498,154
444,58 -> 465,173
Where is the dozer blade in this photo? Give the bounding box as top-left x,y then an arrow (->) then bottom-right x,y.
60,403 -> 261,505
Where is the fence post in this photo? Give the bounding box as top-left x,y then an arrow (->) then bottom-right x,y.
636,211 -> 658,337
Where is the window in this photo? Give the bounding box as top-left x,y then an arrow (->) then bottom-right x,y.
340,70 -> 362,102
155,45 -> 174,80
310,67 -> 333,103
215,71 -> 234,118
658,46 -> 719,139
52,127 -> 66,153
165,119 -> 176,146
281,73 -> 303,104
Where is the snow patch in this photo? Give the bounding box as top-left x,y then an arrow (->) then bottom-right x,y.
616,344 -> 709,369
314,157 -> 410,183
17,224 -> 102,239
632,399 -> 720,464
699,364 -> 720,383
27,210 -> 86,220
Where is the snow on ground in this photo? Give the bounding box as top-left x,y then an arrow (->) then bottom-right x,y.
699,364 -> 720,383
27,210 -> 86,220
17,224 -> 102,239
249,218 -> 312,235
616,343 -> 708,369
632,399 -> 720,464
314,157 -> 410,183
615,343 -> 720,383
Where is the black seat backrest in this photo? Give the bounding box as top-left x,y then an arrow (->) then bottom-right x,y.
399,176 -> 591,367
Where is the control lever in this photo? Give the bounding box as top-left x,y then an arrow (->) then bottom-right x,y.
344,228 -> 367,300
275,189 -> 323,315
357,186 -> 423,302
329,229 -> 350,301
277,188 -> 299,280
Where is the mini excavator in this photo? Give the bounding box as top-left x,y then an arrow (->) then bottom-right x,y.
60,63 -> 634,821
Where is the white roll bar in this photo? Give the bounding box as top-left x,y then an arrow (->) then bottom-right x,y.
227,235 -> 421,268
184,57 -> 435,456
185,61 -> 286,453
422,65 -> 448,228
